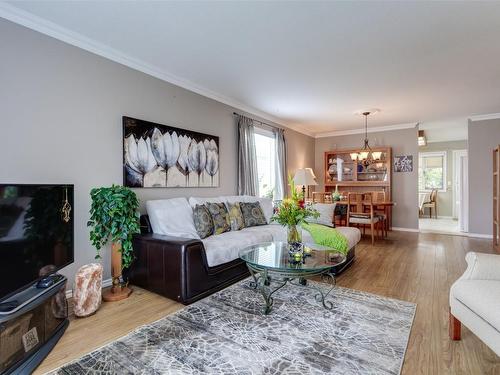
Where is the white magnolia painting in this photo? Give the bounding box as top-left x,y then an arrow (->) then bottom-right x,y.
123,117 -> 219,188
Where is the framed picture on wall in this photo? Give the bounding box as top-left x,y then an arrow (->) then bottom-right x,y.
123,116 -> 219,188
393,155 -> 413,172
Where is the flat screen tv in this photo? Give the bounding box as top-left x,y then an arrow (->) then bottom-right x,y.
0,184 -> 74,302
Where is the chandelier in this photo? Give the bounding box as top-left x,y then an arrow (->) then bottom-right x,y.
350,110 -> 381,163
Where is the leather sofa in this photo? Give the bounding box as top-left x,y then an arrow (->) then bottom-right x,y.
449,252 -> 500,356
127,196 -> 361,305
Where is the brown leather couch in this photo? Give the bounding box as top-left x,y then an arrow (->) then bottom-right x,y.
128,215 -> 355,305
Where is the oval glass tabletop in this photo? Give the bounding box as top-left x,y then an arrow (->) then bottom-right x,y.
238,241 -> 346,272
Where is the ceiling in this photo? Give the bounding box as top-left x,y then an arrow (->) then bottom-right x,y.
2,1 -> 500,137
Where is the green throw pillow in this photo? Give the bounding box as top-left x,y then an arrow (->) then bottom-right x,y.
206,202 -> 231,235
227,202 -> 244,231
240,202 -> 267,227
192,204 -> 214,239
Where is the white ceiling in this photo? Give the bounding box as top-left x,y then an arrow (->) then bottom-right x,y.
2,1 -> 500,137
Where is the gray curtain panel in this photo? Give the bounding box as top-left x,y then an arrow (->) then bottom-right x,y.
237,115 -> 259,196
274,128 -> 287,200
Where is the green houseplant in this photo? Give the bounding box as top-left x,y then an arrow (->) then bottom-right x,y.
271,176 -> 319,245
87,185 -> 140,301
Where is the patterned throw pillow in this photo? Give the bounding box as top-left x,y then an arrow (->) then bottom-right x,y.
227,202 -> 244,231
240,202 -> 267,227
192,204 -> 214,239
206,202 -> 231,235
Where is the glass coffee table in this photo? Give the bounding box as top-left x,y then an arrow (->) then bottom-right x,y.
239,242 -> 346,314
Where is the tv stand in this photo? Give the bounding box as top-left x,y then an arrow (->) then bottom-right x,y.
0,275 -> 68,374
0,301 -> 19,313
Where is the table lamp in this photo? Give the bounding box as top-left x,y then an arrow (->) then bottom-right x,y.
293,168 -> 318,199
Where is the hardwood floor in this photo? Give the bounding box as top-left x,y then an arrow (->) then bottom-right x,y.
35,231 -> 499,374
34,287 -> 183,374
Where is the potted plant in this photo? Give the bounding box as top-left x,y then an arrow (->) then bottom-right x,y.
272,177 -> 319,247
87,185 -> 140,302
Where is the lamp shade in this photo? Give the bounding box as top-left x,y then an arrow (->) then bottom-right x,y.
293,168 -> 317,186
359,151 -> 369,160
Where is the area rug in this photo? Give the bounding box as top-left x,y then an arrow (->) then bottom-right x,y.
49,279 -> 416,374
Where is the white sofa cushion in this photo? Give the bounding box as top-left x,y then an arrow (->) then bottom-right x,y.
450,279 -> 500,332
146,198 -> 200,239
203,224 -> 361,267
221,195 -> 253,204
307,203 -> 336,227
202,227 -> 273,266
188,196 -> 223,208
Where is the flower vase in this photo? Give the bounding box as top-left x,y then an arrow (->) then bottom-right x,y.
287,224 -> 303,255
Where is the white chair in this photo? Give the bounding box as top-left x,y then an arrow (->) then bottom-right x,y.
449,252 -> 500,356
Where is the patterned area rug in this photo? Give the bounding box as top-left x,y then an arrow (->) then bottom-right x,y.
50,279 -> 416,374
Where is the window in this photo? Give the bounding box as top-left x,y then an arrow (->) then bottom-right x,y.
419,151 -> 447,192
254,129 -> 276,199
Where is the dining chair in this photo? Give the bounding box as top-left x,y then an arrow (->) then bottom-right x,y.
312,192 -> 333,203
369,191 -> 388,238
347,192 -> 380,245
422,189 -> 438,219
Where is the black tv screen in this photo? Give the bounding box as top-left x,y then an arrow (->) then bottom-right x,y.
0,184 -> 74,302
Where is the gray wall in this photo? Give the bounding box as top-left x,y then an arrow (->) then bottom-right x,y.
419,140 -> 467,218
468,119 -> 500,235
315,127 -> 419,230
0,19 -> 314,281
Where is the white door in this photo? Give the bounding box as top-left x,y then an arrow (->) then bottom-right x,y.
453,150 -> 468,232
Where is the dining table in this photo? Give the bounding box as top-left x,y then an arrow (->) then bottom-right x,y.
334,199 -> 396,231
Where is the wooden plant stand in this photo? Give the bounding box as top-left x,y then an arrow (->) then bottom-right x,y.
102,242 -> 132,302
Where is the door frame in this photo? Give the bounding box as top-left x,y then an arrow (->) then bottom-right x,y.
453,149 -> 468,232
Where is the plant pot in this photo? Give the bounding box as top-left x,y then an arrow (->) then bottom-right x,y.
102,242 -> 132,302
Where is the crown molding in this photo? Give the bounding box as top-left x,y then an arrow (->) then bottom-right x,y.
314,122 -> 418,138
0,3 -> 314,138
468,113 -> 500,122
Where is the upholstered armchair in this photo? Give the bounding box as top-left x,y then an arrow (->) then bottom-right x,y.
449,252 -> 500,356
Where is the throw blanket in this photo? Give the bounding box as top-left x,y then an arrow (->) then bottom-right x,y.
302,222 -> 349,255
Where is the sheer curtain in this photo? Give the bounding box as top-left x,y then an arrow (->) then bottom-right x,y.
274,128 -> 287,200
237,115 -> 259,196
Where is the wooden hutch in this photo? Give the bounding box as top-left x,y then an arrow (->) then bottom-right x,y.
323,146 -> 392,199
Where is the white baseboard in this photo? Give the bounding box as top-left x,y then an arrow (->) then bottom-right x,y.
419,215 -> 454,220
65,278 -> 113,299
392,227 -> 419,233
467,233 -> 494,239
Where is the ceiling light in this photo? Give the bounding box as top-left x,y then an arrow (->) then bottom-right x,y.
353,110 -> 380,162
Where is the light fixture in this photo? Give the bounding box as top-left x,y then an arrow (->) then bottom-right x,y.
372,151 -> 382,160
352,109 -> 380,162
418,130 -> 427,146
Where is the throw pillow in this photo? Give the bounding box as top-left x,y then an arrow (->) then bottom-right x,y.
146,198 -> 200,239
206,202 -> 231,235
307,203 -> 336,227
246,197 -> 273,224
192,204 -> 214,239
227,202 -> 244,231
240,202 -> 267,227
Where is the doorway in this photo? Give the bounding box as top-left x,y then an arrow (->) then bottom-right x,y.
453,150 -> 468,232
418,147 -> 469,235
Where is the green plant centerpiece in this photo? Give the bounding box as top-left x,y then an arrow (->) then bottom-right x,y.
87,185 -> 140,301
271,176 -> 319,252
